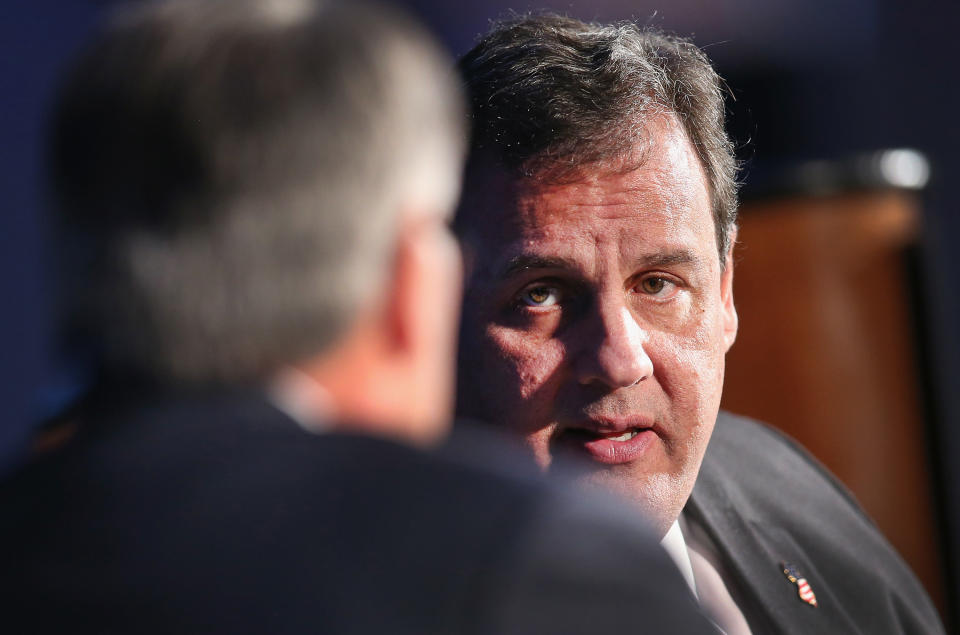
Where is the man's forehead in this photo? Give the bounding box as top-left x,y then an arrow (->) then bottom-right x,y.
464,175 -> 704,253
511,170 -> 687,224
457,113 -> 717,278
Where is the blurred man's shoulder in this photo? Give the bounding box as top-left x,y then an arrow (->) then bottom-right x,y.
1,391 -> 714,634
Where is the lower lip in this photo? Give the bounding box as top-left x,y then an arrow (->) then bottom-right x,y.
578,429 -> 657,465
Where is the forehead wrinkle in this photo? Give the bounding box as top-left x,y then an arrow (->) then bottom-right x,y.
474,221 -> 603,285
514,174 -> 697,231
612,225 -> 704,278
486,201 -> 703,285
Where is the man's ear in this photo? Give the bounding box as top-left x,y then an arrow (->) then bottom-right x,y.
381,209 -> 462,441
384,218 -> 422,356
383,211 -> 462,358
721,229 -> 739,352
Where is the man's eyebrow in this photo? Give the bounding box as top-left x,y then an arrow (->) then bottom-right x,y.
633,250 -> 699,269
492,249 -> 701,281
497,254 -> 580,280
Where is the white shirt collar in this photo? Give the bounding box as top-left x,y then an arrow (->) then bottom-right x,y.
267,366 -> 335,434
661,519 -> 698,598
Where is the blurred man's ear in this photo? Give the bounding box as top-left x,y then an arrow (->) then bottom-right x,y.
384,226 -> 417,356
721,229 -> 738,352
383,208 -> 463,440
292,210 -> 461,445
387,213 -> 450,353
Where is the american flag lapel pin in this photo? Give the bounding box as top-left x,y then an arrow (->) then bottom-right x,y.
781,562 -> 818,607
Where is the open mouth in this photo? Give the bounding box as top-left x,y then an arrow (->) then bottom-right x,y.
604,429 -> 640,442
561,427 -> 641,441
555,426 -> 655,464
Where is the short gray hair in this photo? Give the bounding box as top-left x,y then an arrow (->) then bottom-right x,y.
457,14 -> 738,261
51,0 -> 464,383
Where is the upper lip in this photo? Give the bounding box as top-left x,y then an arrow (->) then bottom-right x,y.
559,415 -> 657,436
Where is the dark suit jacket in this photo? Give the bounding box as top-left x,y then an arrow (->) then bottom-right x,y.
1,388 -> 713,634
687,411 -> 944,634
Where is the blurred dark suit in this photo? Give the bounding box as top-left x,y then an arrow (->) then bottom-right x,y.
1,386 -> 713,634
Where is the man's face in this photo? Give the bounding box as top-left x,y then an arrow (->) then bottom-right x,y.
456,115 -> 737,536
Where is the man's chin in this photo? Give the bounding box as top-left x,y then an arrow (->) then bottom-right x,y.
574,467 -> 688,539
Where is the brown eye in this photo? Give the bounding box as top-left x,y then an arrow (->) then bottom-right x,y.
640,277 -> 666,294
520,285 -> 560,307
529,288 -> 550,303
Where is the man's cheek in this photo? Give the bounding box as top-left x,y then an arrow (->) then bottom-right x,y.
650,335 -> 722,404
486,326 -> 565,409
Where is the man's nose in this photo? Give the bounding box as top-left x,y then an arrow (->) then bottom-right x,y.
575,303 -> 654,389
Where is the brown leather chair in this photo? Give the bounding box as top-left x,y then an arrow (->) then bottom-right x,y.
722,150 -> 946,615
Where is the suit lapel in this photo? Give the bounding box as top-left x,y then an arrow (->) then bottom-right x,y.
686,444 -> 862,634
686,474 -> 784,634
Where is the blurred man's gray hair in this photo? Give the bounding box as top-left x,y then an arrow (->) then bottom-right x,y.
51,0 -> 464,383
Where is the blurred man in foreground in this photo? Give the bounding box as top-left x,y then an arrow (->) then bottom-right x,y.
0,2 -> 715,633
455,15 -> 944,634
